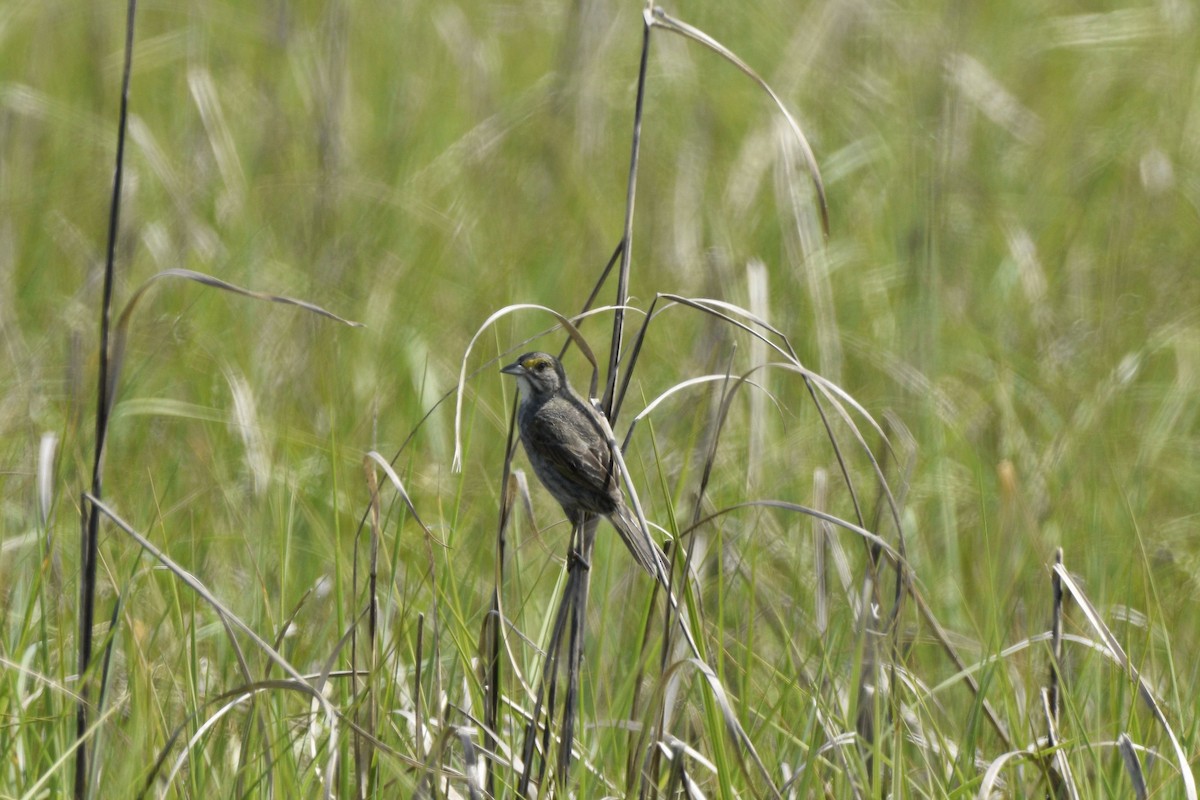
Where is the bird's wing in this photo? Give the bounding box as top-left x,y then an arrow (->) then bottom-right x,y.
526,399 -> 620,510
528,397 -> 669,581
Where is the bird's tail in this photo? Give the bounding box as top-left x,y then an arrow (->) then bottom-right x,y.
609,502 -> 670,584
609,502 -> 701,657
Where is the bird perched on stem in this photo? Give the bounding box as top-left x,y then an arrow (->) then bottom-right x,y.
501,352 -> 666,579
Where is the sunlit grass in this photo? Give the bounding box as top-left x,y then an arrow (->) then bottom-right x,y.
2,0 -> 1198,797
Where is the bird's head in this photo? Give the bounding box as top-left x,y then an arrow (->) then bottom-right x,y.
500,352 -> 565,401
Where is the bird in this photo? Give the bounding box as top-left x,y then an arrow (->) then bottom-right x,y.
500,352 -> 667,579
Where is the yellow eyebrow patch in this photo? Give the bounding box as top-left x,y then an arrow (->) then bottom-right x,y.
522,356 -> 548,370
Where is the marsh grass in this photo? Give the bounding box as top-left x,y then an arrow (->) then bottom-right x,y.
2,0 -> 1199,798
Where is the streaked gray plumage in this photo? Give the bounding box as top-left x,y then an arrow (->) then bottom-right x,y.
501,352 -> 665,578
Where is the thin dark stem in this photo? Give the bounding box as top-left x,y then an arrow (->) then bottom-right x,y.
518,580 -> 572,798
611,293 -> 660,425
558,239 -> 624,367
1049,547 -> 1064,720
557,521 -> 596,785
414,614 -> 425,763
602,16 -> 652,420
485,398 -> 519,797
76,1 -> 137,797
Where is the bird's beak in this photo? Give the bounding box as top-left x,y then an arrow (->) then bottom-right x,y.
500,360 -> 525,376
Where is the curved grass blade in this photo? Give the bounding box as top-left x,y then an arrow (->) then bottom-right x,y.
108,267 -> 362,420
647,6 -> 829,239
1052,562 -> 1197,800
453,303 -> 639,471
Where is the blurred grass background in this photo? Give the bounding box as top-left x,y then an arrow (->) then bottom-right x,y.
2,0 -> 1199,795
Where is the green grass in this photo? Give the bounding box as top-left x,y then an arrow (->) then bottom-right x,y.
2,0 -> 1199,797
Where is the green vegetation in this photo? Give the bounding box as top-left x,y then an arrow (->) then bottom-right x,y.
2,0 -> 1198,796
